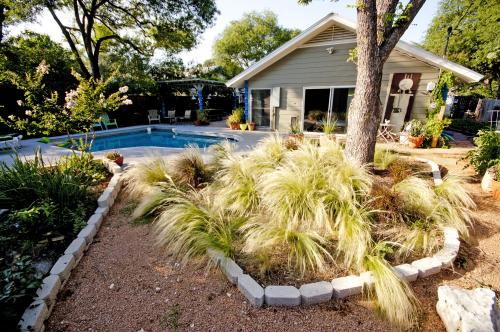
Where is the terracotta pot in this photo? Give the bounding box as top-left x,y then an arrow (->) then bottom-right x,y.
492,180 -> 500,200
289,133 -> 304,141
230,123 -> 240,130
114,156 -> 124,166
240,123 -> 248,131
408,135 -> 424,148
431,135 -> 440,148
248,123 -> 255,131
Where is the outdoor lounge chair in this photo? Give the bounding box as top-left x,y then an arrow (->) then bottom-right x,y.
165,110 -> 177,124
148,109 -> 161,124
0,134 -> 23,150
102,113 -> 118,129
178,110 -> 192,123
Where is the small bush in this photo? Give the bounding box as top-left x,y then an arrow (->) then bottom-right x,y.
374,148 -> 398,170
464,129 -> 500,175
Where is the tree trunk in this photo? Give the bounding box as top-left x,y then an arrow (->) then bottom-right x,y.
344,3 -> 384,165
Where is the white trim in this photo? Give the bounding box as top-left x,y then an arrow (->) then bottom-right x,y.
226,13 -> 483,87
301,85 -> 356,132
249,88 -> 272,129
299,39 -> 357,48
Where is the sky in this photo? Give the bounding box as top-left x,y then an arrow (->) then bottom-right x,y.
10,0 -> 440,65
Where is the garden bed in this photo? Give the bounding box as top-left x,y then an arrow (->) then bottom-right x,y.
123,137 -> 475,328
0,152 -> 115,330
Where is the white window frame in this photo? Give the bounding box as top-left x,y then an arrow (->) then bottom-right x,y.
301,85 -> 355,132
249,88 -> 272,128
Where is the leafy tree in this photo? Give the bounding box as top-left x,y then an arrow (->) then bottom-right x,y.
0,0 -> 42,42
212,11 -> 300,77
1,61 -> 131,145
422,0 -> 499,97
40,0 -> 218,80
299,0 -> 426,165
0,32 -> 77,94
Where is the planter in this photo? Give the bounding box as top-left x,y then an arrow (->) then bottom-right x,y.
229,123 -> 240,130
481,169 -> 495,193
113,156 -> 124,166
248,123 -> 255,131
408,135 -> 424,148
431,135 -> 440,148
240,123 -> 248,131
195,120 -> 209,126
492,180 -> 500,200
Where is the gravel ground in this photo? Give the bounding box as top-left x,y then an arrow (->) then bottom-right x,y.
46,143 -> 500,332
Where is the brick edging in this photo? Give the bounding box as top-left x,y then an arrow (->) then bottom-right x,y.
18,160 -> 123,332
209,158 -> 460,307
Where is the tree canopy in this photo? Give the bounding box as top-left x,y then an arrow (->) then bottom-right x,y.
422,0 -> 499,97
41,0 -> 218,79
0,0 -> 42,42
212,11 -> 300,78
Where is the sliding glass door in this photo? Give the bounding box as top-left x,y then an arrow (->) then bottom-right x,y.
303,87 -> 355,132
251,89 -> 271,127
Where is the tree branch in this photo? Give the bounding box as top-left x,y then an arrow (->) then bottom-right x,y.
46,4 -> 91,78
379,0 -> 427,62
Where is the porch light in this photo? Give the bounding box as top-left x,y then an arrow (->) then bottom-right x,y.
426,81 -> 436,92
326,47 -> 335,55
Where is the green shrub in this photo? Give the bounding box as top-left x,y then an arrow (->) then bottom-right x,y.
374,148 -> 398,170
464,129 -> 500,175
226,107 -> 245,126
60,151 -> 108,185
0,255 -> 42,329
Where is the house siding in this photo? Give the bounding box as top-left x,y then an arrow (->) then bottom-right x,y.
248,42 -> 440,132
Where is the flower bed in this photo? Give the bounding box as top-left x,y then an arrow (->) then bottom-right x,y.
15,158 -> 123,332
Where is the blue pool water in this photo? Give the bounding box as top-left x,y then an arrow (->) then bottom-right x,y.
89,129 -> 228,152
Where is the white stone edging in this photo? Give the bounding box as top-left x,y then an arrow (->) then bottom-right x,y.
208,158 -> 461,307
18,160 -> 123,332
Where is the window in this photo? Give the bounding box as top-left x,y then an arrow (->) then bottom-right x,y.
251,89 -> 271,127
303,87 -> 354,132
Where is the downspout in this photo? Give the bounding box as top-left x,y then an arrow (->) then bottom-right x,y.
244,80 -> 249,122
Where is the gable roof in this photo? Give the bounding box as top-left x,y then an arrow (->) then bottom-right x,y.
226,13 -> 483,88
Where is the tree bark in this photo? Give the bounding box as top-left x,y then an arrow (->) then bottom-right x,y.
344,0 -> 426,165
345,1 -> 384,165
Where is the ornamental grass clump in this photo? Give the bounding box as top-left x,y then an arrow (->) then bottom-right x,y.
127,136 -> 475,329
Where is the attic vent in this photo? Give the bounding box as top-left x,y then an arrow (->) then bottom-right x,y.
303,25 -> 356,46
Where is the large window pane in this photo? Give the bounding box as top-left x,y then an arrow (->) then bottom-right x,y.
251,90 -> 271,127
304,89 -> 329,131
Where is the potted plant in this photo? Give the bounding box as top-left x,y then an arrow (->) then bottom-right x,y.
425,116 -> 451,148
248,122 -> 256,131
105,151 -> 124,166
319,114 -> 336,146
240,123 -> 248,131
194,111 -> 209,126
289,121 -> 304,141
226,108 -> 245,130
407,119 -> 425,148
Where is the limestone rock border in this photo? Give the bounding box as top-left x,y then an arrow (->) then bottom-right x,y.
18,160 -> 123,332
208,158 -> 461,307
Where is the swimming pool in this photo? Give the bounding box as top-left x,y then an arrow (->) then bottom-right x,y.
89,128 -> 229,152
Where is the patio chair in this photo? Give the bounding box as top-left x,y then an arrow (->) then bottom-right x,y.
93,121 -> 104,130
165,110 -> 177,124
0,134 -> 23,150
102,113 -> 118,129
148,109 -> 161,124
178,110 -> 192,123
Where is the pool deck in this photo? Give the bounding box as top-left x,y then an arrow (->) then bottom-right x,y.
0,124 -> 275,166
